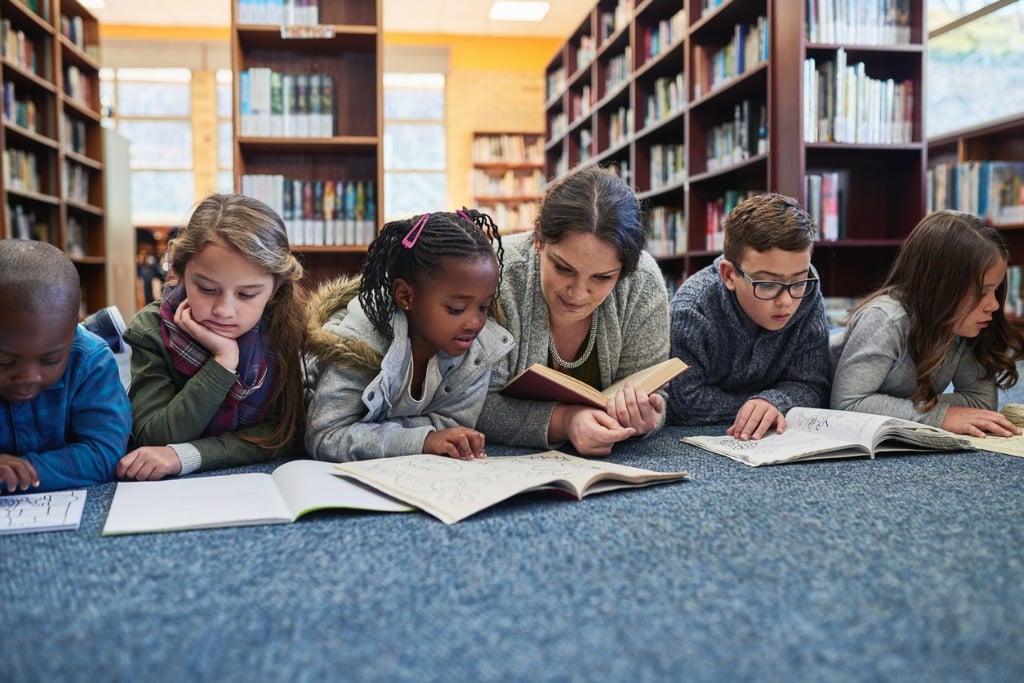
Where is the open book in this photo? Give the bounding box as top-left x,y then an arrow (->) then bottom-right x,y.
1,489 -> 86,536
682,407 -> 971,467
500,357 -> 688,409
332,450 -> 689,525
102,460 -> 414,535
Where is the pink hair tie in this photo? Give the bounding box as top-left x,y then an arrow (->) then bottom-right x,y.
402,213 -> 429,248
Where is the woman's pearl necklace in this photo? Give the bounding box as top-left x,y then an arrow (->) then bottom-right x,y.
548,313 -> 599,370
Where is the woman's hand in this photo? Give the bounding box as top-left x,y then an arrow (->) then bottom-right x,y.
552,404 -> 636,457
424,427 -> 487,460
942,406 -> 1021,438
174,299 -> 240,372
606,382 -> 664,437
117,446 -> 183,481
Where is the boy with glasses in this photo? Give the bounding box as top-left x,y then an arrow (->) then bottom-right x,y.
666,193 -> 830,440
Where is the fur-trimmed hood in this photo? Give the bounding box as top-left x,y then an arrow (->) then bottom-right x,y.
305,276 -> 384,376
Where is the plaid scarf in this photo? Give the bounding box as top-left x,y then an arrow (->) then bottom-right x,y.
159,285 -> 278,437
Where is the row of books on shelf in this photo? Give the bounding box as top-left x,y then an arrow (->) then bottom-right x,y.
2,82 -> 41,134
63,64 -> 93,109
59,13 -> 88,52
804,170 -> 848,241
472,135 -> 543,165
605,48 -> 631,94
239,68 -> 335,138
1007,266 -> 1024,319
235,0 -> 320,26
705,99 -> 767,173
705,190 -> 763,251
696,16 -> 768,98
650,143 -> 685,191
608,106 -> 632,148
643,73 -> 683,129
805,0 -> 912,46
802,48 -> 914,145
6,202 -> 48,242
241,174 -> 376,247
62,160 -> 92,205
927,161 -> 1024,226
577,36 -> 596,73
475,201 -> 538,234
641,9 -> 685,63
599,1 -> 631,43
1,20 -> 45,77
62,112 -> 88,155
472,168 -> 543,199
647,205 -> 685,258
3,148 -> 42,194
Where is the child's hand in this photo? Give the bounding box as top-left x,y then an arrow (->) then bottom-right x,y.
117,446 -> 183,481
942,407 -> 1022,438
606,382 -> 665,437
727,399 -> 785,441
562,406 -> 636,457
0,454 -> 39,492
424,427 -> 487,460
174,299 -> 240,372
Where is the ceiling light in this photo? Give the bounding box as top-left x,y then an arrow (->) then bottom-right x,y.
489,1 -> 550,22
78,0 -> 106,8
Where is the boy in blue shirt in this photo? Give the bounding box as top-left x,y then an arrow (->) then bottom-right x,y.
666,193 -> 830,439
0,240 -> 131,493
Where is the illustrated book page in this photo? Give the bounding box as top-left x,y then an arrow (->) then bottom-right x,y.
500,357 -> 688,408
682,407 -> 969,467
332,451 -> 689,524
102,459 -> 413,535
0,489 -> 86,536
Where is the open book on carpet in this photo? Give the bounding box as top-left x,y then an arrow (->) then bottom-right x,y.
500,357 -> 688,408
0,489 -> 86,536
332,451 -> 689,524
102,460 -> 414,535
682,407 -> 971,467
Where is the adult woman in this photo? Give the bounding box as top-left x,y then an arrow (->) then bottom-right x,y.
478,166 -> 671,455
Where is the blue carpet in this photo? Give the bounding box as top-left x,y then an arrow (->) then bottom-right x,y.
4,418 -> 1024,682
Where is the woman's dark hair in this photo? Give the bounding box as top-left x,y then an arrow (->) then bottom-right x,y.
535,165 -> 645,277
359,209 -> 503,340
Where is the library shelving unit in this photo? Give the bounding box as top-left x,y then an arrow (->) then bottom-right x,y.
543,0 -> 927,298
230,0 -> 382,286
471,131 -> 544,234
1,0 -> 108,314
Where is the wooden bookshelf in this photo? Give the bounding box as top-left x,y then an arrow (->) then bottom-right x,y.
543,0 -> 927,299
471,131 -> 544,234
1,0 -> 107,314
230,0 -> 382,286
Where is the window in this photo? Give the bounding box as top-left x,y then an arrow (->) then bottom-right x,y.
927,0 -> 1024,135
217,69 -> 234,194
100,68 -> 196,224
383,73 -> 446,221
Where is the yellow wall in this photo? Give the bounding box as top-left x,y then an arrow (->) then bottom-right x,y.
97,27 -> 560,215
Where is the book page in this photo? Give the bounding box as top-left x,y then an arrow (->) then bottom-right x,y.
683,430 -> 870,466
963,434 -> 1024,458
501,364 -> 605,407
602,358 -> 688,398
785,407 -> 895,449
0,489 -> 86,536
272,459 -> 415,518
103,473 -> 292,535
333,451 -> 687,525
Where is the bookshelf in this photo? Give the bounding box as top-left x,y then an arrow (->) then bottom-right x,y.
471,131 -> 544,234
230,0 -> 382,286
543,0 -> 926,298
1,0 -> 108,314
928,113 -> 1024,316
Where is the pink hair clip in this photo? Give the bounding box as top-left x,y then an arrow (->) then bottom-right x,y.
402,213 -> 430,249
456,210 -> 470,222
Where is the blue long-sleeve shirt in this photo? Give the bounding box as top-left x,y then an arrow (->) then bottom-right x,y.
1,326 -> 131,492
666,257 -> 831,425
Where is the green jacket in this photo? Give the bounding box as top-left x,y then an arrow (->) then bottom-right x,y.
125,301 -> 297,472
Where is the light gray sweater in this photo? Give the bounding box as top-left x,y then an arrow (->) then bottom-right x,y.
829,294 -> 996,427
477,232 -> 671,449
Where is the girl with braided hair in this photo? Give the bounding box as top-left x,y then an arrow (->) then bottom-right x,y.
304,209 -> 513,461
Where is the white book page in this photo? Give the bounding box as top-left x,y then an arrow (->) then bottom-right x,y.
271,459 -> 414,518
683,430 -> 868,466
0,489 -> 86,535
103,473 -> 291,535
785,407 -> 895,448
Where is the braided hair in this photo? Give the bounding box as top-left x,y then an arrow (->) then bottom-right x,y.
359,209 -> 503,340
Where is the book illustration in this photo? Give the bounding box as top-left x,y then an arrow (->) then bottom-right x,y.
0,489 -> 86,535
333,451 -> 689,525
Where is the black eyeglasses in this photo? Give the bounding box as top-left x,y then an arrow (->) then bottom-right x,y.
732,264 -> 819,300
